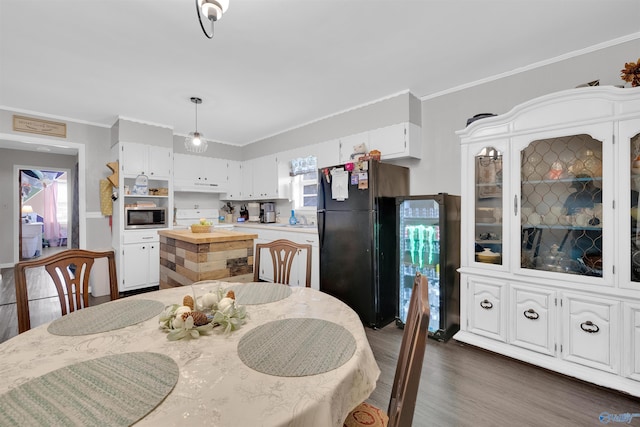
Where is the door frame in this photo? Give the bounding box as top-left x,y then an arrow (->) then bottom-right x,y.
2,132 -> 86,267
17,166 -> 72,260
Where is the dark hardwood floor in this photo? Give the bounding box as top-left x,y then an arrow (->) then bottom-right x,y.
1,266 -> 638,426
365,325 -> 640,426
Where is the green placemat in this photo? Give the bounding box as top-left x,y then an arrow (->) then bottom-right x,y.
226,282 -> 292,305
238,318 -> 356,377
48,299 -> 165,336
0,352 -> 178,426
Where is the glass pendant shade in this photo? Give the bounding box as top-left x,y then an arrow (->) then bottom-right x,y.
185,131 -> 208,153
185,97 -> 208,153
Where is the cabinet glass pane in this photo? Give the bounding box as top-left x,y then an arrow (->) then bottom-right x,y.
630,132 -> 640,282
520,135 -> 602,277
474,147 -> 503,265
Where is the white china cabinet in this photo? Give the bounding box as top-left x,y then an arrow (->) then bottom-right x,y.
456,86 -> 640,397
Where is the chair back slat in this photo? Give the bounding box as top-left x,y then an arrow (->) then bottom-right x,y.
387,272 -> 430,427
254,239 -> 312,287
14,249 -> 119,333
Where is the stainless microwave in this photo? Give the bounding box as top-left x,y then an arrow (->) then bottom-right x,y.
124,207 -> 167,230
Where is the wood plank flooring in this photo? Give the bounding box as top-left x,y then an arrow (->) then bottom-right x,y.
1,267 -> 638,426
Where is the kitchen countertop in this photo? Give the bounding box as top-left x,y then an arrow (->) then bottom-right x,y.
233,222 -> 318,235
158,229 -> 258,244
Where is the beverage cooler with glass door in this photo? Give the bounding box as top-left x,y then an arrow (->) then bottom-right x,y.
396,194 -> 461,341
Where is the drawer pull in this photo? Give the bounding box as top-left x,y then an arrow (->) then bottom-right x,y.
523,308 -> 539,320
480,299 -> 493,310
580,320 -> 599,333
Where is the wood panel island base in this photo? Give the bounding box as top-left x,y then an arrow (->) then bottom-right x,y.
158,229 -> 258,288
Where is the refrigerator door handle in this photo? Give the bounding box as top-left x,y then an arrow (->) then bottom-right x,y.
318,211 -> 325,246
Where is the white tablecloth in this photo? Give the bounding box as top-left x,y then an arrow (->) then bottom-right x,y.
0,282 -> 380,427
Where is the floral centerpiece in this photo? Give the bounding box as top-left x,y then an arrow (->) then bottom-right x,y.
621,58 -> 640,87
159,288 -> 247,340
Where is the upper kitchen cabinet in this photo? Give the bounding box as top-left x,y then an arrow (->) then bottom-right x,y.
338,132 -> 369,164
223,160 -> 243,200
368,122 -> 422,160
314,139 -> 340,168
242,155 -> 288,200
456,86 -> 640,398
120,142 -> 172,178
174,153 -> 228,192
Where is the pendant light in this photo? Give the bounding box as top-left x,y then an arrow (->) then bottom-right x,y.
185,97 -> 208,153
196,0 -> 229,39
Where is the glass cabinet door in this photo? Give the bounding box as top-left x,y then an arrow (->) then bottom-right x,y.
519,134 -> 603,277
474,146 -> 504,265
626,122 -> 640,286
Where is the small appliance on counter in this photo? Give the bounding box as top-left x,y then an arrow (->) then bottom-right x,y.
247,203 -> 261,222
260,202 -> 276,223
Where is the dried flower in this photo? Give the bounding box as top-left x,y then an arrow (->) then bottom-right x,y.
621,58 -> 640,87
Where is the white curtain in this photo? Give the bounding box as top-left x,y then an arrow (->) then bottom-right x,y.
43,180 -> 60,245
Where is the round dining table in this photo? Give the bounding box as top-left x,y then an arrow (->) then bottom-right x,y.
0,281 -> 380,427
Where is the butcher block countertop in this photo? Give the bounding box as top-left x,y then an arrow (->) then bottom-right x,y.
157,229 -> 258,244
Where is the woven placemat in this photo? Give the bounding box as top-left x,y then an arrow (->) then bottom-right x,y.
48,299 -> 165,336
238,318 -> 356,377
226,282 -> 292,305
0,352 -> 178,426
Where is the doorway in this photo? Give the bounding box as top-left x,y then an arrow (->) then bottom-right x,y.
19,168 -> 71,260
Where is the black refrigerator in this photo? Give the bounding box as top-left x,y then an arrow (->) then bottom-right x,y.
396,194 -> 461,341
317,161 -> 409,328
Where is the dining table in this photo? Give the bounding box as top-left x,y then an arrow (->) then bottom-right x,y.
0,281 -> 380,427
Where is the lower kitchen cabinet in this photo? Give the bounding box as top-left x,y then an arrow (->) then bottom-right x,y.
467,277 -> 508,342
561,292 -> 619,374
624,302 -> 640,381
120,231 -> 160,292
509,284 -> 556,356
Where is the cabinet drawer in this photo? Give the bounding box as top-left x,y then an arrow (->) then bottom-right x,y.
123,231 -> 160,244
562,293 -> 619,374
468,277 -> 508,342
509,285 -> 556,356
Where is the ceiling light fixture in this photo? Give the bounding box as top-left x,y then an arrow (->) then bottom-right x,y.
185,97 -> 208,153
196,0 -> 229,39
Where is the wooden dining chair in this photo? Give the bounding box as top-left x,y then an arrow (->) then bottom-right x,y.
14,249 -> 119,333
253,239 -> 312,287
343,272 -> 430,427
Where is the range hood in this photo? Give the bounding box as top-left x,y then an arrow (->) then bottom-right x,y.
173,179 -> 228,193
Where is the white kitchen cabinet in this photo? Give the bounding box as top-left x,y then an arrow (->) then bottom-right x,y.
456,87 -> 640,397
561,292 -> 619,374
466,276 -> 508,342
339,132 -> 369,164
509,284 -> 556,356
242,155 -> 286,200
120,231 -> 160,292
368,122 -> 422,160
174,153 -> 228,192
223,160 -> 243,200
120,142 -> 172,178
315,139 -> 341,168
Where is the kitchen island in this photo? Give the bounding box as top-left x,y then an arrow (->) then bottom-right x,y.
158,229 -> 258,288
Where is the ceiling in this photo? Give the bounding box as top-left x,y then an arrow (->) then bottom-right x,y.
1,0 -> 639,148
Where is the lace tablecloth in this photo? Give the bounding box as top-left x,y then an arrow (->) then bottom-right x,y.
0,281 -> 380,427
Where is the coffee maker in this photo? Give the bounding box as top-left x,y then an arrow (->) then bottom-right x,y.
260,202 -> 276,223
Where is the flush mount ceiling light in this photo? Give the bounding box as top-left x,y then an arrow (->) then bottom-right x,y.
185,97 -> 208,154
196,0 -> 229,39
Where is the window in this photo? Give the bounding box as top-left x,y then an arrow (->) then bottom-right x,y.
290,156 -> 317,210
292,171 -> 318,209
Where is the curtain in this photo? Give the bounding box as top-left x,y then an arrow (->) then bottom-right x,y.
43,180 -> 60,245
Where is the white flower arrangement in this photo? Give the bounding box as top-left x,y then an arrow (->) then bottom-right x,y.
159,287 -> 247,340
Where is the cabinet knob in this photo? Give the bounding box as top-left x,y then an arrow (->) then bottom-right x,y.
523,308 -> 539,320
480,299 -> 493,309
580,320 -> 600,333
